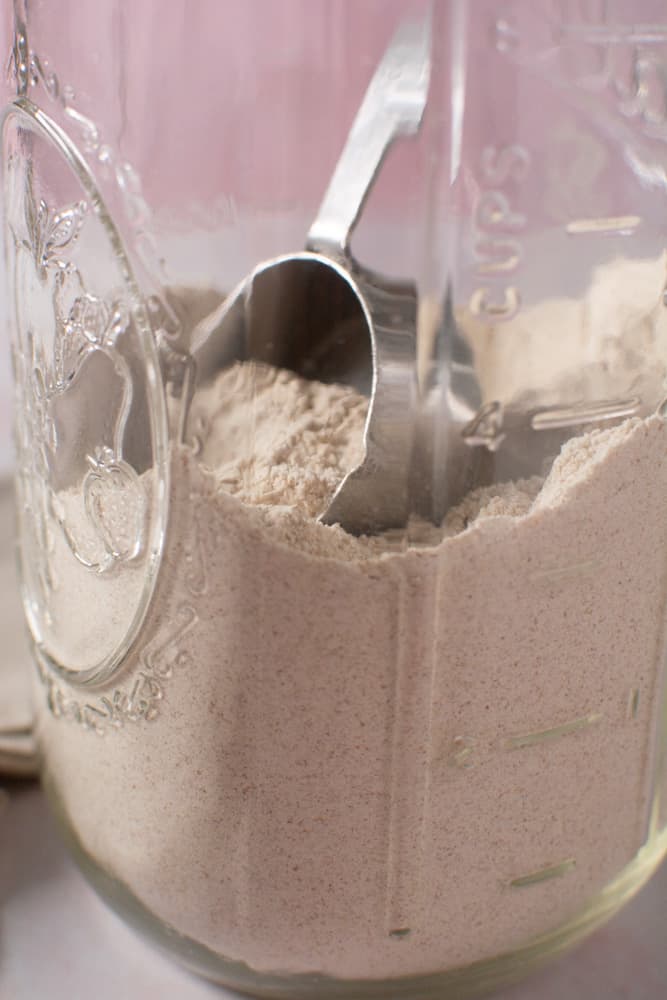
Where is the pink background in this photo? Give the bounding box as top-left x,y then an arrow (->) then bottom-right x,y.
2,0 -> 667,468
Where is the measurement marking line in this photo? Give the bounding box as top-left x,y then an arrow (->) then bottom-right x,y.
510,858 -> 576,889
628,687 -> 641,721
561,24 -> 667,44
530,397 -> 641,430
565,215 -> 641,236
506,713 -> 603,750
529,559 -> 598,582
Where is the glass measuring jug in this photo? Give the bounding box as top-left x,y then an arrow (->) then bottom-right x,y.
2,1 -> 667,997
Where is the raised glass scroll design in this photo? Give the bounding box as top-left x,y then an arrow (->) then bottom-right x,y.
3,102 -> 169,687
11,167 -> 146,593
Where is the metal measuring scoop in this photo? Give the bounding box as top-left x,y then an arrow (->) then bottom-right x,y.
191,17 -> 433,535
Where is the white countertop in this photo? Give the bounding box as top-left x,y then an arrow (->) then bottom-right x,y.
1,781 -> 665,1000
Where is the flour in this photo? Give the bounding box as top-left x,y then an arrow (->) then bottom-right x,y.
465,251 -> 667,410
35,256 -> 667,983
193,361 -> 367,518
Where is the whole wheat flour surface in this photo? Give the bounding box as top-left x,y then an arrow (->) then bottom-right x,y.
36,256 -> 667,980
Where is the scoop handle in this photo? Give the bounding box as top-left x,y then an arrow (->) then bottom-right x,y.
307,15 -> 431,257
